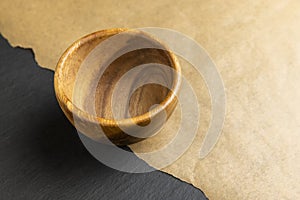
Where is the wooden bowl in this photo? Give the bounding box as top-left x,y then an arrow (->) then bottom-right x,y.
54,28 -> 181,145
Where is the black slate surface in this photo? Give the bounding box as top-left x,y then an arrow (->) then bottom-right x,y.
0,34 -> 207,200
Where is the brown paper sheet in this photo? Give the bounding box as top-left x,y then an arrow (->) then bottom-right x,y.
1,0 -> 299,199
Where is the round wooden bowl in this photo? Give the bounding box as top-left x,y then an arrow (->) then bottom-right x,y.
54,28 -> 181,145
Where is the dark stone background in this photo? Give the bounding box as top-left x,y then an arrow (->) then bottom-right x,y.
0,35 -> 207,200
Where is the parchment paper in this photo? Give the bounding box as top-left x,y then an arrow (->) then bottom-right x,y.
1,0 -> 299,199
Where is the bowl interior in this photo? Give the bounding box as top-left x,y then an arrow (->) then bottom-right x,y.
56,29 -> 179,121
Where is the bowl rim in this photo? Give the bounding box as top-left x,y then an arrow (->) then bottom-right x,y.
54,28 -> 181,127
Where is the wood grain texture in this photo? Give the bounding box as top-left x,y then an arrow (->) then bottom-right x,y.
0,34 -> 207,200
54,29 -> 181,145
